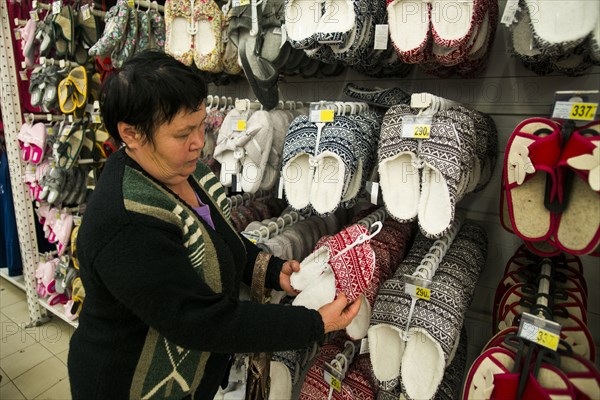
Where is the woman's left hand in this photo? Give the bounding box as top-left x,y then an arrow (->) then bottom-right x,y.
279,260 -> 301,296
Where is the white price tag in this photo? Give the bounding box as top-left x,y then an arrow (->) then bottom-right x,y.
91,113 -> 102,124
242,232 -> 260,244
81,4 -> 92,20
374,24 -> 389,50
29,10 -> 39,22
277,177 -> 284,199
367,181 -> 380,205
360,338 -> 369,354
52,1 -> 62,15
501,0 -> 520,26
14,28 -> 22,40
233,173 -> 242,193
19,70 -> 29,81
309,109 -> 335,123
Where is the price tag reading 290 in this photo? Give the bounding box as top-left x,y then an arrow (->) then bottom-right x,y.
413,124 -> 431,139
405,282 -> 431,301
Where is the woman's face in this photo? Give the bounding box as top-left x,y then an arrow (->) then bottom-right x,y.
135,103 -> 207,187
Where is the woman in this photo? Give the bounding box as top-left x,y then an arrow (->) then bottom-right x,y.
68,51 -> 361,400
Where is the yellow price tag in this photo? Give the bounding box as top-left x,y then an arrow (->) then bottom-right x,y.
320,110 -> 335,123
413,124 -> 431,139
92,114 -> 102,124
328,374 -> 341,392
536,328 -> 559,351
236,119 -> 247,131
569,103 -> 598,121
128,0 -> 135,8
240,0 -> 250,5
415,286 -> 431,301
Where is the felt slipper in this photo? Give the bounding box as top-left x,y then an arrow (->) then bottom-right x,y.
221,9 -> 242,75
522,363 -> 577,400
462,347 -> 516,400
193,0 -> 223,72
387,0 -> 430,63
503,118 -> 562,242
282,115 -> 318,211
53,4 -> 75,58
257,0 -> 291,69
378,104 -> 420,222
417,111 -> 469,238
164,0 -> 195,66
343,83 -> 411,109
284,0 -> 320,49
315,0 -> 356,45
240,111 -> 274,193
260,110 -> 289,190
554,122 -> 600,255
559,350 -> 600,399
430,0 -> 485,50
437,326 -> 468,400
309,117 -> 360,215
239,39 -> 279,109
509,7 -> 556,76
524,0 -> 598,56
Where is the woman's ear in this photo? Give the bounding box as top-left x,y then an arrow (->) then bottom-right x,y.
118,122 -> 141,150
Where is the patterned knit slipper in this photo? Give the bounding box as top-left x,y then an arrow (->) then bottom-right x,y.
387,0 -> 430,63
343,83 -> 411,109
315,0 -> 356,45
378,104 -> 421,222
417,111 -> 471,238
309,117 -> 360,215
436,326 -> 468,400
524,0 -> 598,57
282,115 -> 318,211
430,0 -> 486,50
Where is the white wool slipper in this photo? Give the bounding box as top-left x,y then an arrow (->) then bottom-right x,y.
282,116 -> 318,211
310,150 -> 347,215
525,0 -> 598,54
269,361 -> 293,400
260,110 -> 289,190
401,327 -> 446,400
241,111 -> 274,193
346,294 -> 371,340
367,324 -> 406,382
290,246 -> 330,291
387,0 -> 430,63
292,272 -> 336,310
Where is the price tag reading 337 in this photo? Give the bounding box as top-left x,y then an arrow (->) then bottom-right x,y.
518,312 -> 561,351
553,101 -> 598,121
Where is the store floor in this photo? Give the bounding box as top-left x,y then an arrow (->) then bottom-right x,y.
1,276 -> 72,400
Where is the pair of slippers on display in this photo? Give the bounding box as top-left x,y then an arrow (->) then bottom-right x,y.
281,111 -> 382,216
378,102 -> 497,239
367,222 -> 486,400
502,118 -> 600,256
386,0 -> 498,77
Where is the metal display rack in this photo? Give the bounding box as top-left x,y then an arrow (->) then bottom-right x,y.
1,0 -> 50,327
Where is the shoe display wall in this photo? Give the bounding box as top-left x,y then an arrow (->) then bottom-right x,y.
2,0 -> 599,398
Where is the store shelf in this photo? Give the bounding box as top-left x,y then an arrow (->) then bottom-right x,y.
0,267 -> 26,291
38,297 -> 79,328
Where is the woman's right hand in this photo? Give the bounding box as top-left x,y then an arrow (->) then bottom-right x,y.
318,293 -> 362,334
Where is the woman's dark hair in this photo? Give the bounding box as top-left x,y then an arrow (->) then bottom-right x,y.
100,51 -> 208,144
